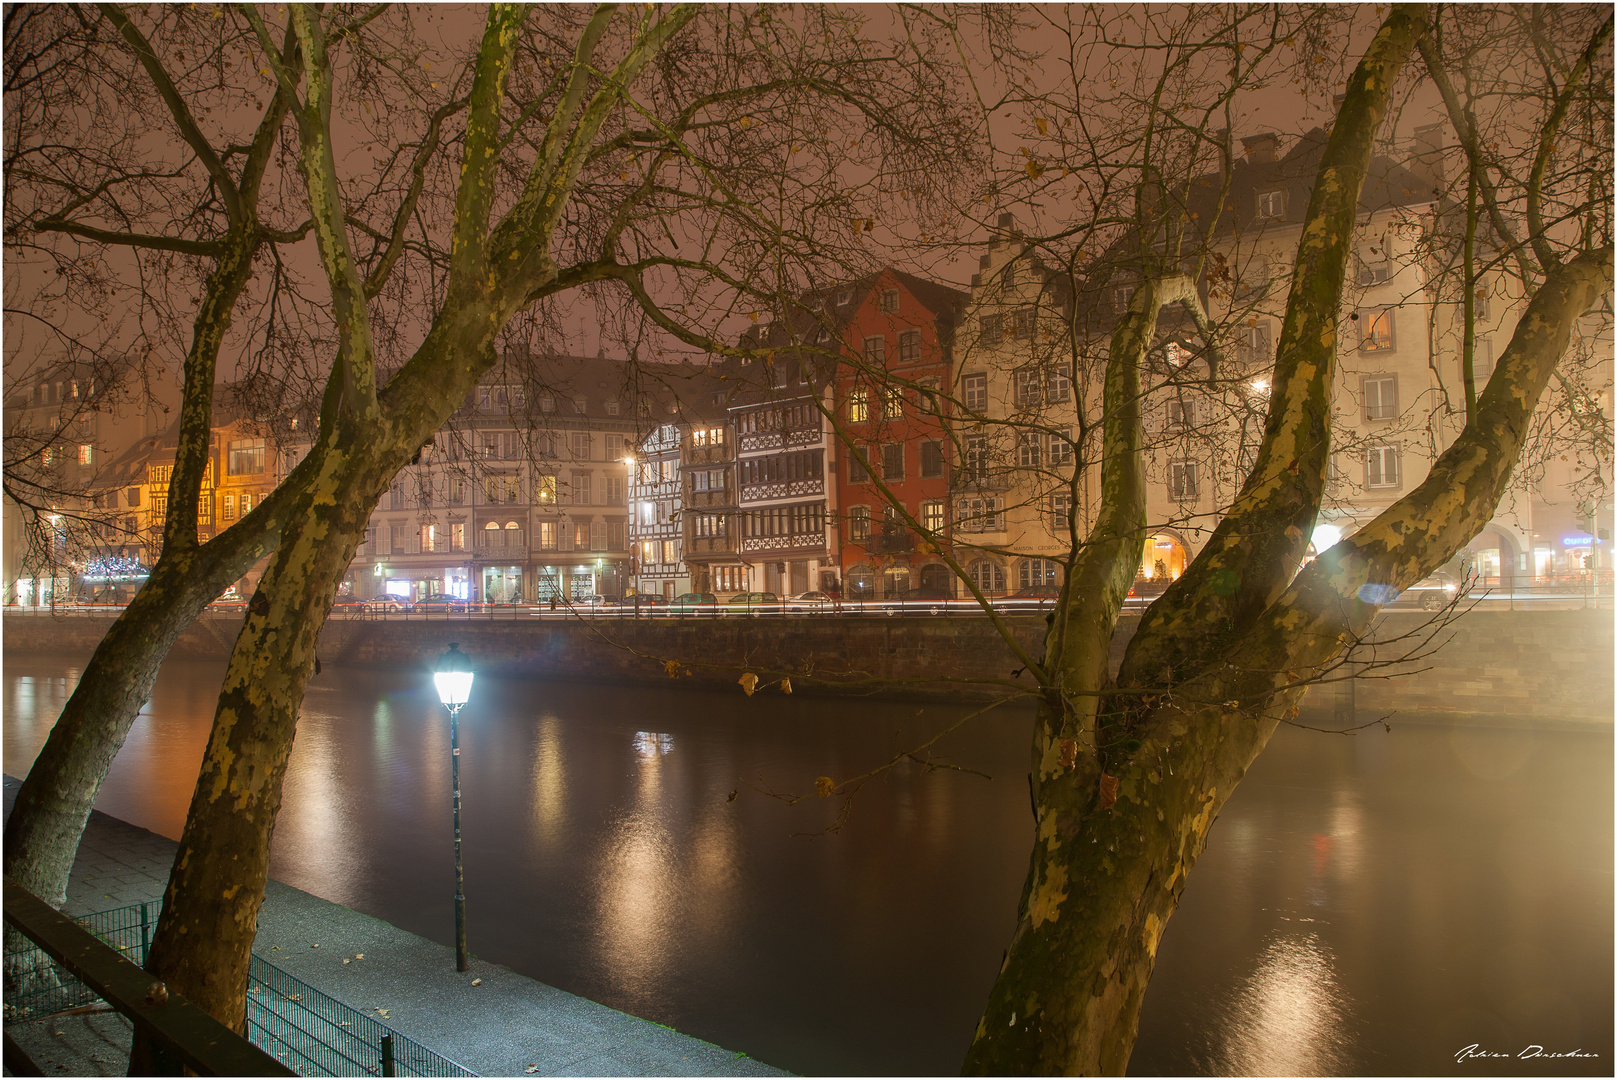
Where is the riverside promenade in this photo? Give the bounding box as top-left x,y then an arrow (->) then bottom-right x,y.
2,776 -> 790,1077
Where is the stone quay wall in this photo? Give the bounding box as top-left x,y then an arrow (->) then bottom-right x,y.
4,608 -> 1610,725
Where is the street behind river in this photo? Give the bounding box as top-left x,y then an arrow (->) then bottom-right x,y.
4,656 -> 1610,1076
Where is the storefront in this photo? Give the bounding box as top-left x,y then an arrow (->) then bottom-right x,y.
481,564 -> 524,604
1138,534 -> 1188,581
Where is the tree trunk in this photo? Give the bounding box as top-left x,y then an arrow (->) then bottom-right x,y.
140,431 -> 397,1029
2,490 -> 293,917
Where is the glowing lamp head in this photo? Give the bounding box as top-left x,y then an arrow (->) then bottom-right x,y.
434,642 -> 474,708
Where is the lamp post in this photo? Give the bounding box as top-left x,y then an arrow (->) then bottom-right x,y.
433,642 -> 475,972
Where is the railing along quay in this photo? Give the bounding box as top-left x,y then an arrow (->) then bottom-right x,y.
3,884 -> 474,1078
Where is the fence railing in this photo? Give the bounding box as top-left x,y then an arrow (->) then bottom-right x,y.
4,892 -> 475,1078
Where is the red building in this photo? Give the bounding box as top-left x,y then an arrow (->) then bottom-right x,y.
830,269 -> 967,600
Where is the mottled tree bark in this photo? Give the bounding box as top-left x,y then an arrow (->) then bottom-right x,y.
964,9 -> 1432,1073
3,27 -> 298,924
139,3 -> 700,1031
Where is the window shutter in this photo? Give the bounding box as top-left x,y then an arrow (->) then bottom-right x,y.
590,520 -> 606,551
559,522 -> 574,551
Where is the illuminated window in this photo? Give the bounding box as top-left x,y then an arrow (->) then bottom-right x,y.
847,387 -> 869,422
849,505 -> 871,541
1358,307 -> 1395,352
882,387 -> 904,419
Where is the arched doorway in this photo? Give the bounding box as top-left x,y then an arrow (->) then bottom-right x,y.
1465,526 -> 1521,588
1138,533 -> 1188,582
881,565 -> 911,599
918,563 -> 954,596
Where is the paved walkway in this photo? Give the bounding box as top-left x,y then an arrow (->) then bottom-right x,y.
3,776 -> 790,1077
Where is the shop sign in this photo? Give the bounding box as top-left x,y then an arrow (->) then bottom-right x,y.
1562,535 -> 1596,547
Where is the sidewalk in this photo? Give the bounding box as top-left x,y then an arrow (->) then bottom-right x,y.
2,776 -> 790,1077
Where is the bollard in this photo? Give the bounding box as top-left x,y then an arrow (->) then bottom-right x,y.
381,1033 -> 395,1077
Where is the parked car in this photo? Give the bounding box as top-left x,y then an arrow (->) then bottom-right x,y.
366,595 -> 407,614
411,593 -> 467,614
668,592 -> 718,615
1384,571 -> 1462,611
330,595 -> 369,615
786,590 -> 836,614
575,594 -> 620,610
1001,584 -> 1062,610
625,593 -> 668,613
722,591 -> 779,616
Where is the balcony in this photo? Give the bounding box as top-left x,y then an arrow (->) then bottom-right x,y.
739,533 -> 826,556
866,524 -> 916,555
739,477 -> 824,503
683,442 -> 734,465
686,534 -> 739,557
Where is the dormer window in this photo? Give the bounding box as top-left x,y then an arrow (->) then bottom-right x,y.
836,289 -> 852,307
1257,190 -> 1286,220
539,395 -> 555,413
572,397 -> 587,414
605,400 -> 620,416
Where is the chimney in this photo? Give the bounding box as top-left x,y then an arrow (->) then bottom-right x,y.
1411,122 -> 1447,191
990,211 -> 1017,248
1241,133 -> 1280,165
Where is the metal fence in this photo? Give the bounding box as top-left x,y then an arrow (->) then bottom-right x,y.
3,901 -> 475,1077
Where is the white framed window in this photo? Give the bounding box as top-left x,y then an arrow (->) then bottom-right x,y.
1014,367 -> 1043,407
963,373 -> 988,412
1017,433 -> 1042,468
1472,337 -> 1495,380
1166,396 -> 1197,429
453,522 -> 467,550
1257,189 -> 1286,220
898,330 -> 921,362
847,387 -> 869,422
1358,307 -> 1395,352
78,443 -> 94,466
571,432 -> 592,460
1019,558 -> 1060,589
849,505 -> 871,541
1112,285 -> 1136,313
882,386 -> 904,419
1011,307 -> 1035,339
1045,367 -> 1071,403
963,435 -> 990,480
957,496 -> 1002,532
1362,374 -> 1398,421
1168,461 -> 1199,501
227,439 -> 266,476
836,288 -> 852,307
881,289 -> 900,313
1047,492 -> 1071,532
978,314 -> 1003,345
1366,443 -> 1401,489
1047,428 -> 1073,466
921,500 -> 946,533
863,335 -> 886,362
1357,261 -> 1392,286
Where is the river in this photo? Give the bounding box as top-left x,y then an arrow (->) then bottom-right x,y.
3,657 -> 1610,1076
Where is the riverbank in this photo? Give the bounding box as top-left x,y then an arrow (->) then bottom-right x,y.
5,607 -> 1610,724
1,775 -> 790,1078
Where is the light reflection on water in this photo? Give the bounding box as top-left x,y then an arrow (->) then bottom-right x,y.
1218,934 -> 1350,1076
2,656 -> 1611,1077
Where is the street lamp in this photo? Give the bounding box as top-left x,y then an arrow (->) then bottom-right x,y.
433,642 -> 475,972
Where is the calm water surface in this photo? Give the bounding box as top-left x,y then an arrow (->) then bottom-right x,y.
3,657 -> 1611,1076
